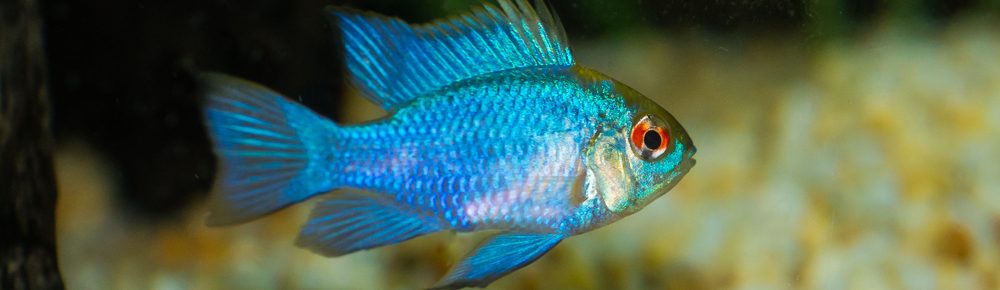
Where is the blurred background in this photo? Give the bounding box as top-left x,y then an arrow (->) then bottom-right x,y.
45,0 -> 999,289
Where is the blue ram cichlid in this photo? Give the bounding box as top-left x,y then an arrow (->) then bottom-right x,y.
201,0 -> 697,288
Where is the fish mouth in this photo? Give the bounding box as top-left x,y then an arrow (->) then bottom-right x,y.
674,157 -> 696,180
684,148 -> 697,170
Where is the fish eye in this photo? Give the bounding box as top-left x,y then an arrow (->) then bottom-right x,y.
643,130 -> 662,149
630,115 -> 670,160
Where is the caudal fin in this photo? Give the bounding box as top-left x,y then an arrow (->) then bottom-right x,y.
201,73 -> 337,226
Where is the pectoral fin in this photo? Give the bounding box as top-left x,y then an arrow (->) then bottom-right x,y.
431,232 -> 564,289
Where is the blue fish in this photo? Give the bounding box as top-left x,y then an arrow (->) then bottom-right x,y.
202,0 -> 696,288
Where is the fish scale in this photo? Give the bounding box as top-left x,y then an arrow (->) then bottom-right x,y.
322,72 -> 602,230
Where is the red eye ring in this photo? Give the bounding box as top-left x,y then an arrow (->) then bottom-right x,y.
630,121 -> 650,150
630,115 -> 670,160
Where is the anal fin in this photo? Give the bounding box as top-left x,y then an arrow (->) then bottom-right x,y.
431,232 -> 564,289
295,192 -> 441,256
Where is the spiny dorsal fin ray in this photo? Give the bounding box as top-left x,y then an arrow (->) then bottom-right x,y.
329,0 -> 573,111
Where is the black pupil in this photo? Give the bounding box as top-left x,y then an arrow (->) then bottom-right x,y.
643,129 -> 662,149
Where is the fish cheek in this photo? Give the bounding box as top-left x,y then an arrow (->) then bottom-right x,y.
589,142 -> 631,213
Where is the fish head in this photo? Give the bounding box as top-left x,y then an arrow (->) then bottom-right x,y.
580,68 -> 697,217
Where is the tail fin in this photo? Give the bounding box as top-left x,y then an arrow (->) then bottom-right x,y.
201,73 -> 337,226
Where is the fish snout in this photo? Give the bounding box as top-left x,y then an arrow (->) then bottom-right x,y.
684,146 -> 697,169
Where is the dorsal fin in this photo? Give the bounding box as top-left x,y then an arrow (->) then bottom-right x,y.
329,0 -> 573,111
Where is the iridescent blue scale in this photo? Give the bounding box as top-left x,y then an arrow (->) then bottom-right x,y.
325,73 -> 600,225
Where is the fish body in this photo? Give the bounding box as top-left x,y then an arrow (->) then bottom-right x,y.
329,67 -> 615,234
202,1 -> 696,288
